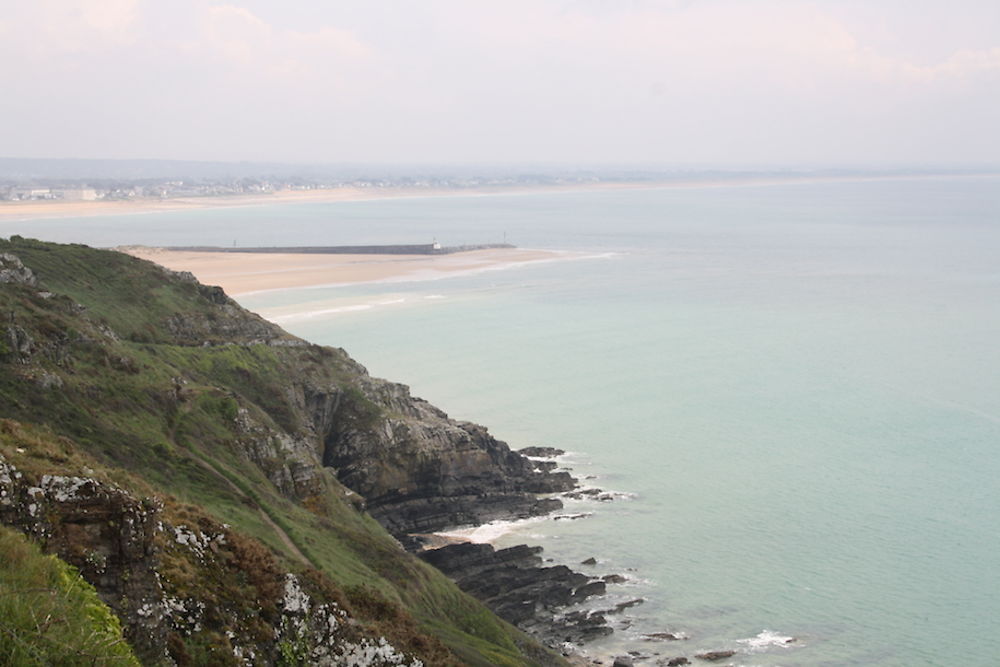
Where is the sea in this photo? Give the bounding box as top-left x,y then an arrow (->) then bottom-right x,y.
6,174 -> 1000,665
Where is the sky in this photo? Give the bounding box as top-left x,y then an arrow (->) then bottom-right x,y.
1,0 -> 999,167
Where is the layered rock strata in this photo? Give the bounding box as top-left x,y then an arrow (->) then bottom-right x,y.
421,542 -> 615,647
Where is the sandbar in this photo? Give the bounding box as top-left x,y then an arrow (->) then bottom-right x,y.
120,246 -> 565,296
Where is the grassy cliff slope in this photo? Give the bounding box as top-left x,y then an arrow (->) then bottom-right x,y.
0,237 -> 567,666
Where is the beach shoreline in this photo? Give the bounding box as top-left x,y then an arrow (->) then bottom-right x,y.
120,245 -> 570,296
3,171 -> 983,223
0,183 -> 606,222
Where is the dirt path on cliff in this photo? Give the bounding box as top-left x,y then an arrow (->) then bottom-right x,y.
167,398 -> 312,567
189,454 -> 312,567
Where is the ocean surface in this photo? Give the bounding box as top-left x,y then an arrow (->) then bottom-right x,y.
8,174 -> 1000,665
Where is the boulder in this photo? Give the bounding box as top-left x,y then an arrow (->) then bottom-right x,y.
518,446 -> 566,457
695,650 -> 736,661
0,253 -> 38,287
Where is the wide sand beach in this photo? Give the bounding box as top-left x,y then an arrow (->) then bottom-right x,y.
120,246 -> 565,296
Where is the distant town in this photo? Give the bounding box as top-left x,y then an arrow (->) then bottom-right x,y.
1,158 -> 991,203
0,161 -> 615,202
0,174 -> 600,202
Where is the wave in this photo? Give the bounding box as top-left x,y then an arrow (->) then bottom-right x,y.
267,303 -> 376,323
736,629 -> 798,652
263,295 -> 418,323
242,249 -> 617,297
434,515 -> 550,543
560,486 -> 637,503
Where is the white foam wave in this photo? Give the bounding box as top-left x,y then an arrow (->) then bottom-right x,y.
549,450 -> 588,465
261,294 -> 419,323
269,303 -> 373,322
435,515 -> 548,543
737,630 -> 797,652
560,487 -> 637,503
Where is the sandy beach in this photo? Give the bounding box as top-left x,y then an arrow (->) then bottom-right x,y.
121,246 -> 565,296
0,183 -> 642,222
0,187 -> 446,222
3,173 -> 978,224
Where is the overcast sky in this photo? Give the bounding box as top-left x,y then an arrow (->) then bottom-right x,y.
2,0 -> 999,167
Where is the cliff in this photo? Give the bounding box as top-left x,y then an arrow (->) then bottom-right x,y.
0,237 -> 575,665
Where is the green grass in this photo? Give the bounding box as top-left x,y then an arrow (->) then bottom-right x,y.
0,525 -> 140,666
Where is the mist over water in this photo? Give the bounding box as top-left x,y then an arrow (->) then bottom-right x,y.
10,175 -> 1000,664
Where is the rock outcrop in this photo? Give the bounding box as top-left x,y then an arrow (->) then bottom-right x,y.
0,451 -> 165,660
0,252 -> 37,286
694,650 -> 736,661
316,378 -> 576,537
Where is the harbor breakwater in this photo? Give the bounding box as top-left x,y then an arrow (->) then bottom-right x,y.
168,243 -> 515,255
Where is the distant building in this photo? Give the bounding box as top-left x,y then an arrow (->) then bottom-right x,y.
10,188 -> 53,200
57,188 -> 98,201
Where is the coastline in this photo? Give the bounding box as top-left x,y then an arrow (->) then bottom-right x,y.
4,171 -> 990,223
413,447 -> 640,661
0,184 -> 599,221
120,245 -> 568,296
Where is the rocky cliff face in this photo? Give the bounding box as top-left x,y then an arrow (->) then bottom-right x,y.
1,239 -> 576,542
310,374 -> 575,537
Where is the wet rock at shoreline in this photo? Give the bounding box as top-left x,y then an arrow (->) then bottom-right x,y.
694,650 -> 735,661
419,541 -> 613,646
603,598 -> 645,614
518,446 -> 566,458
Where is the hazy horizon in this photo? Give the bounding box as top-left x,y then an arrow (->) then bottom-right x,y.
3,1 -> 999,167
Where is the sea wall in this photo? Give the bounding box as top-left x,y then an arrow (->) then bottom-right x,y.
167,243 -> 516,255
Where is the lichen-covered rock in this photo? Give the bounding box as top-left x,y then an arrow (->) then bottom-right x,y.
0,253 -> 37,286
0,454 -> 168,662
0,451 -> 430,667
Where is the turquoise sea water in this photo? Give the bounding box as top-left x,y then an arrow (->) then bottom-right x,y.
8,175 -> 1000,665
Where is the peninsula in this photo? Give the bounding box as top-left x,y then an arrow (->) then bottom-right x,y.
0,237 -> 622,665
